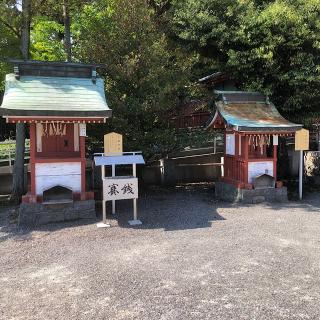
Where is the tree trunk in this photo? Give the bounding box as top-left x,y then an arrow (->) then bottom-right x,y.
11,123 -> 26,203
21,0 -> 31,60
63,0 -> 72,62
11,0 -> 31,203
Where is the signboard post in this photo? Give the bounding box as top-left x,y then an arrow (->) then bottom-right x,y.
104,132 -> 123,215
95,133 -> 145,228
295,129 -> 309,200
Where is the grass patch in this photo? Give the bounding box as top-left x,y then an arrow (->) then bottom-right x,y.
0,140 -> 30,161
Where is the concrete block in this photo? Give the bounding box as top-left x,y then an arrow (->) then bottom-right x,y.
215,182 -> 288,203
18,200 -> 96,228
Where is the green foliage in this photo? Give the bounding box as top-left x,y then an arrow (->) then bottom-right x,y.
0,139 -> 30,160
2,0 -> 320,158
72,0 -> 192,159
171,0 -> 320,120
0,1 -> 21,91
30,17 -> 66,61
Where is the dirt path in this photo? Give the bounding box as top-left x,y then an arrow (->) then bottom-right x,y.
1,188 -> 320,319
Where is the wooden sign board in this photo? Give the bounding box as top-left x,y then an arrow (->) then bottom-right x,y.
273,135 -> 279,146
104,132 -> 123,155
295,129 -> 309,151
226,134 -> 235,155
103,177 -> 138,200
79,123 -> 86,137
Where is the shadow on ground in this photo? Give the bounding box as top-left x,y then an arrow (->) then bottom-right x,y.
0,184 -> 225,238
1,183 -> 320,240
95,183 -> 225,231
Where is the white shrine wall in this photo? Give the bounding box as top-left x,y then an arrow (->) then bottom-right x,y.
35,162 -> 82,195
248,161 -> 274,183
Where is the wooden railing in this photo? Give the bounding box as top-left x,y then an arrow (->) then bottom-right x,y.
0,140 -> 30,169
224,155 -> 247,183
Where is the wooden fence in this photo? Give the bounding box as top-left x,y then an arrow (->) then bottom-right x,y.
142,146 -> 224,185
0,140 -> 30,194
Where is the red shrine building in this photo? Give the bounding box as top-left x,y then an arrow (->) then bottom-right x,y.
207,91 -> 302,203
0,60 -> 111,225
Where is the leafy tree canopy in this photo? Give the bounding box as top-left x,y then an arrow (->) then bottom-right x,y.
1,0 -> 320,155
170,0 -> 320,122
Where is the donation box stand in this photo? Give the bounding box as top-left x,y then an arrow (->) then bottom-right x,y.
94,133 -> 145,227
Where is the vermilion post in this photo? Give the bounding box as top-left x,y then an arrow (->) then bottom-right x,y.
273,144 -> 278,182
80,135 -> 86,199
29,123 -> 36,195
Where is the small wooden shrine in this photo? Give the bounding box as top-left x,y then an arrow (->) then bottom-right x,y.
0,60 -> 111,225
207,91 -> 302,202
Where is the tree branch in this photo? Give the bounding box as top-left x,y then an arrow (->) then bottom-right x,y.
0,17 -> 21,39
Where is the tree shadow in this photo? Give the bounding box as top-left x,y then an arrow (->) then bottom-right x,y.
111,185 -> 226,231
7,184 -> 319,237
0,216 -> 100,242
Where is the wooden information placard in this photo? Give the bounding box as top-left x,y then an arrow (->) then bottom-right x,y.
295,129 -> 309,151
104,132 -> 123,155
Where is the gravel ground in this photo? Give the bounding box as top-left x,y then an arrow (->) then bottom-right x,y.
1,185 -> 320,320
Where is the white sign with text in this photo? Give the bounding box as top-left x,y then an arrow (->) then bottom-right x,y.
103,176 -> 138,201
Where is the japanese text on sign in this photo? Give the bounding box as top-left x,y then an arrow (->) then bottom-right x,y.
103,177 -> 138,200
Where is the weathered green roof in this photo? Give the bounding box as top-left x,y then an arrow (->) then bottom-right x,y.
0,74 -> 111,118
207,91 -> 302,132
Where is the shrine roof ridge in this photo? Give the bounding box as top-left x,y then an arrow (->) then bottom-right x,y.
9,59 -> 106,69
214,90 -> 268,104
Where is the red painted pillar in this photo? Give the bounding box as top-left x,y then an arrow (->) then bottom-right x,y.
80,135 -> 86,200
243,135 -> 249,184
273,144 -> 278,182
223,132 -> 227,179
29,123 -> 36,196
235,132 -> 239,182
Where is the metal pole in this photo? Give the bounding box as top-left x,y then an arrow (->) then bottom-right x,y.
133,163 -> 137,220
128,162 -> 142,226
112,164 -> 116,215
133,198 -> 137,220
132,163 -> 138,220
102,165 -> 106,223
299,150 -> 303,200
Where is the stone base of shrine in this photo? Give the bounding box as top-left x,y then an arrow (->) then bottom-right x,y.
215,182 -> 288,204
18,200 -> 96,228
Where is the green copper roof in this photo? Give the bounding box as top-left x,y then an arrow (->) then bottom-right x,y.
0,74 -> 111,117
207,91 -> 302,132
